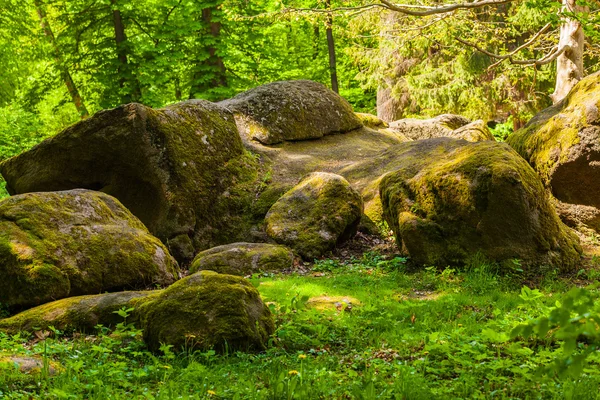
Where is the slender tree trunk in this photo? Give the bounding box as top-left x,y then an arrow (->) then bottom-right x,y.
377,12 -> 404,122
377,86 -> 405,122
551,0 -> 585,103
35,0 -> 89,119
111,0 -> 141,103
312,25 -> 320,60
188,7 -> 227,100
325,0 -> 339,93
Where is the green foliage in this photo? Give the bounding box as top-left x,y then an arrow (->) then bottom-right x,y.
489,117 -> 514,141
3,252 -> 600,398
512,284 -> 600,378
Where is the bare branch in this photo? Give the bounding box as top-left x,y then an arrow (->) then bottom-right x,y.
284,0 -> 515,16
379,0 -> 515,16
487,22 -> 552,68
456,36 -> 567,67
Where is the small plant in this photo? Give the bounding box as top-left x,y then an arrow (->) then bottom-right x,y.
512,284 -> 600,378
312,258 -> 343,272
489,117 -> 514,141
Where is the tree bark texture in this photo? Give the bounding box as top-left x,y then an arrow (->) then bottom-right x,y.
35,0 -> 89,119
189,7 -> 227,100
111,0 -> 141,103
325,0 -> 339,93
551,0 -> 585,103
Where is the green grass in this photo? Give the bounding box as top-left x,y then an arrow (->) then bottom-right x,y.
1,253 -> 600,399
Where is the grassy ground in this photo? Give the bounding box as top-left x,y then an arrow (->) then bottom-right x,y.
2,251 -> 600,399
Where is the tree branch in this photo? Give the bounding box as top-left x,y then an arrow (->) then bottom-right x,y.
487,22 -> 553,68
456,36 -> 567,67
379,0 -> 515,16
284,0 -> 515,16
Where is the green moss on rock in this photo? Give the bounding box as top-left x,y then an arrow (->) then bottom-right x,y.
265,172 -> 363,259
190,242 -> 295,276
0,291 -> 150,333
0,101 -> 260,263
0,354 -> 61,377
135,271 -> 274,352
219,80 -> 362,145
507,72 -> 600,231
0,190 -> 178,309
356,113 -> 388,129
0,271 -> 274,353
379,138 -> 581,271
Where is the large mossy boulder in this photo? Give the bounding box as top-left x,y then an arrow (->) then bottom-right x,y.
507,72 -> 600,231
219,80 -> 362,145
190,242 -> 294,276
0,271 -> 274,353
389,114 -> 471,140
379,138 -> 581,270
0,190 -> 178,309
0,101 -> 260,263
265,172 -> 363,259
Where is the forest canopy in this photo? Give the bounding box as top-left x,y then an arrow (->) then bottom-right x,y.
0,0 -> 598,159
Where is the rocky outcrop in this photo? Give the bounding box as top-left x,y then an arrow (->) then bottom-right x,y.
389,114 -> 471,140
0,101 -> 261,262
265,172 -> 363,259
219,80 -> 362,145
0,190 -> 178,309
190,242 -> 294,276
0,271 -> 274,353
507,72 -> 600,231
379,138 -> 581,270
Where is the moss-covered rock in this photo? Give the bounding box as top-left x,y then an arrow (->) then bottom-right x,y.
507,71 -> 600,231
0,354 -> 61,376
379,138 -> 581,270
0,101 -> 261,263
219,80 -> 362,145
241,127 -> 406,232
0,190 -> 178,309
0,271 -> 274,353
450,120 -> 495,142
265,172 -> 363,259
356,113 -> 389,129
190,242 -> 294,276
389,114 -> 471,140
0,291 -> 149,333
135,271 -> 274,352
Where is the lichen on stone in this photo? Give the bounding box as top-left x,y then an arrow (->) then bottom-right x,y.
219,80 -> 362,145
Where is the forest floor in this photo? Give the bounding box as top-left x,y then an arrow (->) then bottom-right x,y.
2,237 -> 600,399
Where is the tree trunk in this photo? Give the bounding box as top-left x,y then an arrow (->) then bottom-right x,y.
377,87 -> 405,122
111,0 -> 140,103
325,0 -> 339,94
188,7 -> 227,100
35,0 -> 89,119
377,12 -> 405,122
551,0 -> 585,103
